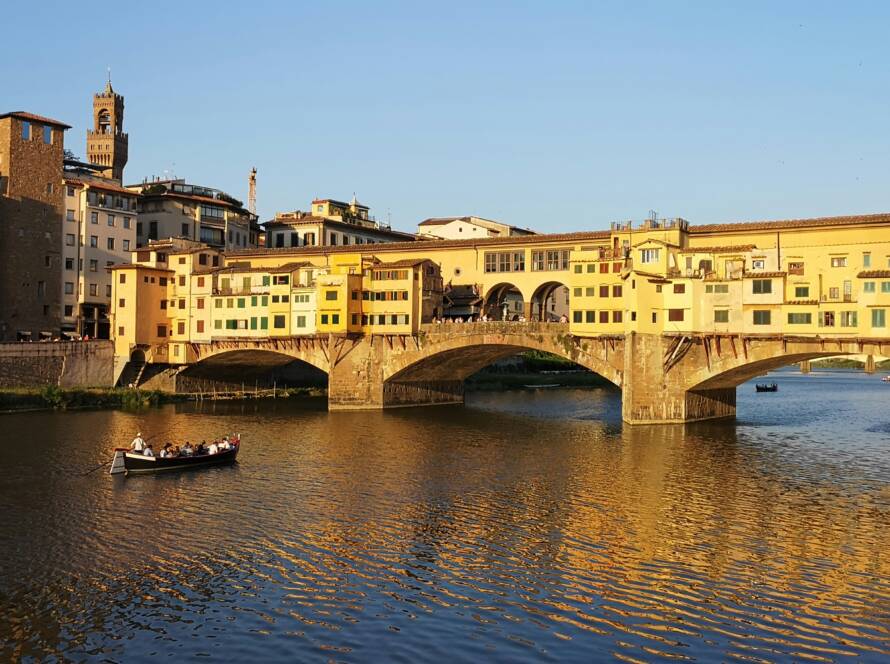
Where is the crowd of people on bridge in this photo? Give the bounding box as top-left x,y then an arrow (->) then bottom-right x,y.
431,313 -> 569,324
128,432 -> 239,458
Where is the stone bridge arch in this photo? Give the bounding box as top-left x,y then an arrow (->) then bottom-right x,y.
376,322 -> 624,408
620,334 -> 890,424
175,338 -> 334,393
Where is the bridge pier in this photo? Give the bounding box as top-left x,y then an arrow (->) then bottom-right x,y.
865,354 -> 876,374
621,332 -> 736,425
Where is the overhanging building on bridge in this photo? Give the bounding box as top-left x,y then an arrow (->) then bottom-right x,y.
109,212 -> 890,423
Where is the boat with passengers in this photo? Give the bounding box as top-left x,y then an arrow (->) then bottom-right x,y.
110,434 -> 241,475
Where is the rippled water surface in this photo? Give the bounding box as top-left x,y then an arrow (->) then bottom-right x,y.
2,370 -> 889,662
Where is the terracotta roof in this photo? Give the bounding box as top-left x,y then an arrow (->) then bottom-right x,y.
786,299 -> 819,305
228,229 -> 611,259
375,258 -> 434,269
418,216 -> 469,226
857,270 -> 890,278
264,215 -> 417,240
743,271 -> 787,278
0,111 -> 71,129
690,213 -> 890,234
64,177 -> 136,196
200,261 -> 311,275
631,270 -> 670,282
106,263 -> 173,272
679,244 -> 756,254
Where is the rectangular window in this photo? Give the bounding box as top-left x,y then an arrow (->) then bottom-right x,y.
599,285 -> 609,298
157,325 -> 167,337
752,279 -> 772,294
864,282 -> 876,293
794,286 -> 810,298
585,287 -> 595,297
668,309 -> 684,322
43,125 -> 52,144
273,315 -> 286,329
714,310 -> 729,323
107,214 -> 114,227
882,282 -> 890,293
582,310 -> 593,323
21,121 -> 30,140
863,253 -> 872,268
65,233 -> 75,246
64,282 -> 74,294
599,263 -> 609,274
586,264 -> 595,273
572,311 -> 583,323
325,290 -> 338,300
196,320 -> 204,333
66,209 -> 75,221
820,311 -> 835,327
260,317 -> 268,330
840,311 -> 857,327
118,298 -> 125,308
574,265 -> 582,274
612,311 -> 623,323
751,259 -> 765,270
237,298 -> 246,308
196,298 -> 204,310
90,211 -> 98,225
753,310 -> 771,325
831,256 -> 847,267
787,312 -> 812,324
214,319 -> 222,330
250,317 -> 258,330
705,284 -> 713,293
573,287 -> 582,297
296,315 -> 306,328
89,259 -> 98,272
65,258 -> 73,270
612,285 -> 622,298
320,314 -> 329,325
90,235 -> 98,248
107,237 -> 115,250
829,287 -> 840,299
177,321 -> 185,335
599,311 -> 609,323
788,261 -> 804,275
640,248 -> 660,264
673,283 -> 685,294
872,309 -> 886,328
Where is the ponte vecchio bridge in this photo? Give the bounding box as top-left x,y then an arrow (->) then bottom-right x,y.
113,212 -> 890,424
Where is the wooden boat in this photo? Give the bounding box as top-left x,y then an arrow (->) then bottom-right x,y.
882,375 -> 890,383
755,383 -> 778,392
110,438 -> 240,475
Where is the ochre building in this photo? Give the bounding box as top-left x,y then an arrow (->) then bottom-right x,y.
109,213 -> 890,423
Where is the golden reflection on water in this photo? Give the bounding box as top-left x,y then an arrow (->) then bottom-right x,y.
1,379 -> 889,661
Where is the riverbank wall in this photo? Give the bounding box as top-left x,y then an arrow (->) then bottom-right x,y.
0,341 -> 114,388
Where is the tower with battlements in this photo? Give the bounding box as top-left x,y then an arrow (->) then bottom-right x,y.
86,78 -> 128,182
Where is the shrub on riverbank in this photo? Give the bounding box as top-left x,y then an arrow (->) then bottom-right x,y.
0,387 -> 183,412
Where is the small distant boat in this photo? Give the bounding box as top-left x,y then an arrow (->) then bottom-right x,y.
110,437 -> 240,475
882,375 -> 890,383
524,383 -> 561,389
755,383 -> 778,392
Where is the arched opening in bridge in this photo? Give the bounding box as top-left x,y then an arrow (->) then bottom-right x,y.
129,348 -> 146,363
178,350 -> 327,395
483,283 -> 525,321
382,342 -> 621,412
530,281 -> 570,322
684,350 -> 883,421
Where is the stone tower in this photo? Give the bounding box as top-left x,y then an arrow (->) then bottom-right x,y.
86,78 -> 128,182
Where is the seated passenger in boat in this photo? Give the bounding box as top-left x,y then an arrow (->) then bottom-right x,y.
181,442 -> 194,456
195,442 -> 206,455
218,439 -> 230,451
142,443 -> 155,457
208,441 -> 219,455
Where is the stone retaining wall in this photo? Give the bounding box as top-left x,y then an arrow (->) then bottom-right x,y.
0,341 -> 114,388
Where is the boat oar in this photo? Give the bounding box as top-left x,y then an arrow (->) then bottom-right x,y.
82,458 -> 113,475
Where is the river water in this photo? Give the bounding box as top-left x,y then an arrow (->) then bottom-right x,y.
1,371 -> 889,662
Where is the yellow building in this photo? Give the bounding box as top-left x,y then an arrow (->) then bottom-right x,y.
110,213 -> 890,380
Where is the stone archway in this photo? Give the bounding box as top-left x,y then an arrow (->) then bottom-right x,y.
530,281 -> 570,322
483,283 -> 526,321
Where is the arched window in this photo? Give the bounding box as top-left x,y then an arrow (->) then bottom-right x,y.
98,110 -> 111,134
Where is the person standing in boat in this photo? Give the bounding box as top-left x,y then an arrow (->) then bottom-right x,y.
130,432 -> 145,453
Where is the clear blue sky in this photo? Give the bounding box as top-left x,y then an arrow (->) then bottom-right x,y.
3,1 -> 888,233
